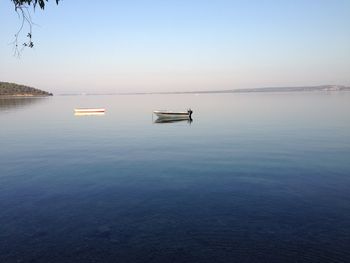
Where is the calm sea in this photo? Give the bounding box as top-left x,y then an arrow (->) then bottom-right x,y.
1,93 -> 350,263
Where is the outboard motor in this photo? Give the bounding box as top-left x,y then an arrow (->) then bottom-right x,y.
187,109 -> 193,118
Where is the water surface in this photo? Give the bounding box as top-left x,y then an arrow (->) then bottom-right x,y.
1,93 -> 350,262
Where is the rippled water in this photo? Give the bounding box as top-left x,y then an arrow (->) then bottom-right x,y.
1,93 -> 350,262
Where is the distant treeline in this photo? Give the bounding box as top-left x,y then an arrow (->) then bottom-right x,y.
0,82 -> 52,96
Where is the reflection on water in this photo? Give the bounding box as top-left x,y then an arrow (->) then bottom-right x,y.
0,97 -> 47,112
154,117 -> 193,124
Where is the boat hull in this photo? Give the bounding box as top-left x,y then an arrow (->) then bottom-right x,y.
74,108 -> 105,113
74,112 -> 105,116
153,111 -> 190,119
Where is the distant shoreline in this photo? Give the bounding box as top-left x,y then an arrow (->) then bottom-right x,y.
58,85 -> 350,96
0,81 -> 53,97
0,95 -> 52,98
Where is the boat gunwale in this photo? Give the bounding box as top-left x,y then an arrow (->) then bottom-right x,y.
74,108 -> 106,112
153,111 -> 189,116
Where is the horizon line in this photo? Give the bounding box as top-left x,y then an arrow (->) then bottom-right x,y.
56,84 -> 350,96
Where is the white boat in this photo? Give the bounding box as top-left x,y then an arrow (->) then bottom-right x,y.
74,112 -> 105,116
153,109 -> 193,119
74,108 -> 105,113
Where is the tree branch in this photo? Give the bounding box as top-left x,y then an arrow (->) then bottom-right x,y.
10,0 -> 60,57
11,5 -> 34,57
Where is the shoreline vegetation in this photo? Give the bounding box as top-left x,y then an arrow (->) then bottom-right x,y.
59,85 -> 350,96
0,82 -> 52,97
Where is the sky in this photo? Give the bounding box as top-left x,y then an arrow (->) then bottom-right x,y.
0,0 -> 349,94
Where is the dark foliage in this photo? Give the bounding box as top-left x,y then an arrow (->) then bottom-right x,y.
0,82 -> 53,96
11,0 -> 60,10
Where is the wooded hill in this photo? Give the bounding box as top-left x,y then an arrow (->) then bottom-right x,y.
0,82 -> 52,96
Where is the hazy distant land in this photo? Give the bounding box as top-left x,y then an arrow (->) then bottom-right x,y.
1,82 -> 349,96
59,85 -> 350,96
0,82 -> 52,97
138,85 -> 350,95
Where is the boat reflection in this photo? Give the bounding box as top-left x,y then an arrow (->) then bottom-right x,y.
74,112 -> 105,116
154,117 -> 193,124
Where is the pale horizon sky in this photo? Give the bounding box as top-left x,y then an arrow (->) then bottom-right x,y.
0,0 -> 349,93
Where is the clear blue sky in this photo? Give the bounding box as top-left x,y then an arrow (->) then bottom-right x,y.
0,0 -> 349,93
